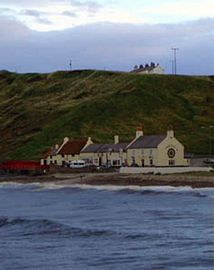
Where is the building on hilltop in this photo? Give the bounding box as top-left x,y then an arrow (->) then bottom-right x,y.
132,62 -> 165,75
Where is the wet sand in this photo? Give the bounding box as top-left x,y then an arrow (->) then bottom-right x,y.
1,172 -> 214,188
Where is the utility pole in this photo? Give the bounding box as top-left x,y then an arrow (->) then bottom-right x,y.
209,125 -> 213,158
171,48 -> 179,75
69,59 -> 72,71
170,60 -> 174,75
201,125 -> 213,158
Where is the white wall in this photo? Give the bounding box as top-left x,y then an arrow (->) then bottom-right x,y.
120,167 -> 212,174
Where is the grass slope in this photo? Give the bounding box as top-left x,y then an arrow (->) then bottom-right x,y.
0,69 -> 214,161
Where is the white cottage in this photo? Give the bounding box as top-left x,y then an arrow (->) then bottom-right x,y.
127,129 -> 188,167
80,136 -> 128,167
132,62 -> 165,75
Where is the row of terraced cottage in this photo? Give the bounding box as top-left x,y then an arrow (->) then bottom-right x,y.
41,129 -> 188,167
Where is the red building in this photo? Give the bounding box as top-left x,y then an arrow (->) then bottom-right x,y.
0,161 -> 48,173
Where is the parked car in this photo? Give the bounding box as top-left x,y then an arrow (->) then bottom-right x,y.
69,160 -> 86,168
203,159 -> 214,166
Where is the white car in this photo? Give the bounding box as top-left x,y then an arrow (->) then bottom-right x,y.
69,160 -> 86,168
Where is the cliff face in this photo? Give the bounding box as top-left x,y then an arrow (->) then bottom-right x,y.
0,70 -> 213,161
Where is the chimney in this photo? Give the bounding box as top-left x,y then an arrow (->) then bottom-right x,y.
167,129 -> 174,138
63,137 -> 69,143
86,137 -> 93,146
114,135 -> 119,144
136,127 -> 143,138
55,144 -> 59,150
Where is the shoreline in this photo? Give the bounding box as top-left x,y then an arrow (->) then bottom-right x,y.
1,172 -> 214,188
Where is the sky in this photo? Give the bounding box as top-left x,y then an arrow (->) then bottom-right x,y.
0,0 -> 214,74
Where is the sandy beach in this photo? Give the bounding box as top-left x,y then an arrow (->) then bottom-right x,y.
1,171 -> 214,188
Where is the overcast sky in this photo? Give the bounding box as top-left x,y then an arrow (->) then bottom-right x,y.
0,0 -> 214,74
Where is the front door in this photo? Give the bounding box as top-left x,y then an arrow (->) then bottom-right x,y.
99,157 -> 102,166
141,159 -> 145,167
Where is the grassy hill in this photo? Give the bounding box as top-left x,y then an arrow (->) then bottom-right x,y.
0,69 -> 213,161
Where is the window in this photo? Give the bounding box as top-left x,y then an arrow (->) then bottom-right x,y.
124,159 -> 128,166
150,159 -> 153,166
169,160 -> 175,166
54,160 -> 57,165
113,160 -> 121,166
61,154 -> 65,158
168,148 -> 176,158
131,157 -> 136,166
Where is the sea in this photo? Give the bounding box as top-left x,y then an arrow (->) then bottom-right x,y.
0,182 -> 213,270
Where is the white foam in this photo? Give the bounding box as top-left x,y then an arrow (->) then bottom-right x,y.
1,182 -> 214,198
0,182 -> 26,187
193,187 -> 214,198
32,183 -> 195,193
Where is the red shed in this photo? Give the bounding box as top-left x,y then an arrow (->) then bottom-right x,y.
0,161 -> 48,172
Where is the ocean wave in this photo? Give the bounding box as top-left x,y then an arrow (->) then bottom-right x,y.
35,183 -> 213,198
35,183 -> 191,192
0,182 -> 42,190
1,182 -> 213,198
0,217 -> 164,240
0,217 -> 114,238
0,182 -> 26,187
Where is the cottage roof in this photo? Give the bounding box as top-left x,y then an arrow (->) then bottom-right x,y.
58,139 -> 87,155
41,147 -> 58,159
100,143 -> 128,153
128,135 -> 166,149
81,144 -> 103,153
81,143 -> 128,153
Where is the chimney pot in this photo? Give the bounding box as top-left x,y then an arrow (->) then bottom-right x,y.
63,137 -> 69,143
114,135 -> 119,144
167,130 -> 174,138
136,127 -> 143,138
87,137 -> 93,145
55,144 -> 59,150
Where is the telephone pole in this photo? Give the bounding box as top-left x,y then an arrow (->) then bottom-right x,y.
171,48 -> 179,75
209,125 -> 213,158
170,60 -> 174,75
69,59 -> 72,71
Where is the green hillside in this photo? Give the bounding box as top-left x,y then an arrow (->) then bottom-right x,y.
0,69 -> 213,161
